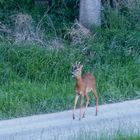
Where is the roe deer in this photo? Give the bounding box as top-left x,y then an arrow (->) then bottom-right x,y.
71,62 -> 98,120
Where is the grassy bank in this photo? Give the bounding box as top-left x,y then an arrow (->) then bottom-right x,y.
0,35 -> 139,119
0,2 -> 140,119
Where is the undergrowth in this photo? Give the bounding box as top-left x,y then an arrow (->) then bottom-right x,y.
0,1 -> 140,119
0,34 -> 139,119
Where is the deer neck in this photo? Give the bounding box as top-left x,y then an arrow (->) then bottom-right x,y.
75,75 -> 83,84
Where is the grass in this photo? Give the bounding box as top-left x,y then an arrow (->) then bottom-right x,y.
0,4 -> 140,120
68,125 -> 140,140
0,38 -> 139,120
70,133 -> 140,140
0,80 -> 74,119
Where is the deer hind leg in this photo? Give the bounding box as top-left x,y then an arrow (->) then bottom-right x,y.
79,95 -> 84,120
82,94 -> 89,118
92,84 -> 98,116
73,94 -> 79,120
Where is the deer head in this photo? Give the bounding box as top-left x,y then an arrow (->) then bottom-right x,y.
71,61 -> 83,77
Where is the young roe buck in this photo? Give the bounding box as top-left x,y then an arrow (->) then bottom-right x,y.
71,62 -> 98,120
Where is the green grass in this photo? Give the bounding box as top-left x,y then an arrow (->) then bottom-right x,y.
68,127 -> 140,140
0,39 -> 139,120
113,135 -> 140,140
70,133 -> 140,140
0,80 -> 74,119
0,5 -> 140,119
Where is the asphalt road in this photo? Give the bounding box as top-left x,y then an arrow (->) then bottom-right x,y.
0,99 -> 140,140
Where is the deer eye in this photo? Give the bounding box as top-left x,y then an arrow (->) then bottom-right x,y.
76,69 -> 79,71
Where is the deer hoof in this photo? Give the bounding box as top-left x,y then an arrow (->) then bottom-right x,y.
82,114 -> 85,118
73,115 -> 75,120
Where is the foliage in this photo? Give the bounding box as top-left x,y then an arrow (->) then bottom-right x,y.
0,0 -> 33,9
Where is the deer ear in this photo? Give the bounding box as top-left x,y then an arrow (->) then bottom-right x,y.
80,65 -> 83,69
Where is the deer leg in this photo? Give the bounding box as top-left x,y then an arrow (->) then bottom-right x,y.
79,95 -> 84,120
83,94 -> 89,118
73,94 -> 79,120
92,85 -> 98,116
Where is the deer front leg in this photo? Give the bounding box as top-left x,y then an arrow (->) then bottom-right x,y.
79,95 -> 84,120
73,94 -> 79,120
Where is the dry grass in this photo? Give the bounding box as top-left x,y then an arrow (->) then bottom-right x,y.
0,13 -> 64,49
65,20 -> 92,45
14,13 -> 43,44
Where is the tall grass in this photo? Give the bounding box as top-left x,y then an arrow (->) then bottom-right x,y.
0,2 -> 140,119
0,37 -> 139,120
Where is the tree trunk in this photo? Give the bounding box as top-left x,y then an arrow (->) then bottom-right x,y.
79,0 -> 101,28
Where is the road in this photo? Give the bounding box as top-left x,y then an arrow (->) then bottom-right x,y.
0,99 -> 140,140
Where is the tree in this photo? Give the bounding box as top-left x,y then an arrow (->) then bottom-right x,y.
79,0 -> 101,28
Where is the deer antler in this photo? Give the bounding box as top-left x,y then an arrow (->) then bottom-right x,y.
75,61 -> 78,66
78,61 -> 81,65
72,61 -> 81,68
74,61 -> 81,67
